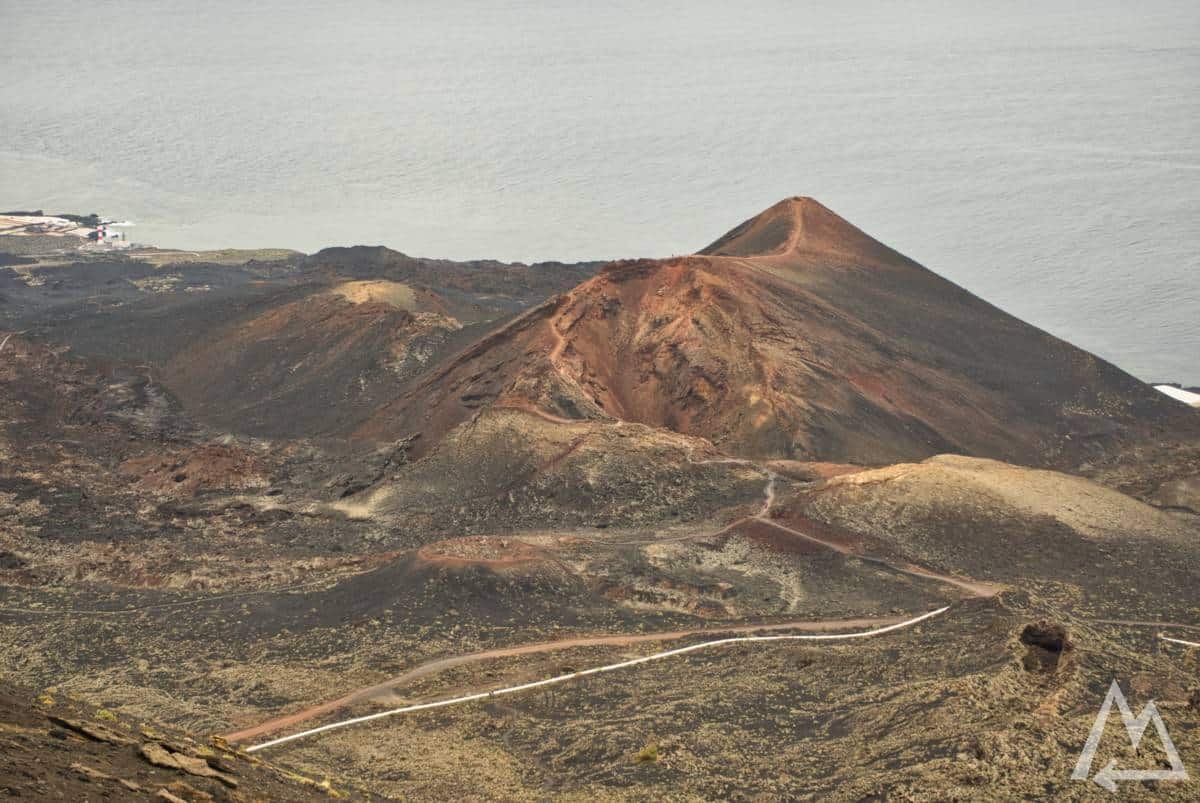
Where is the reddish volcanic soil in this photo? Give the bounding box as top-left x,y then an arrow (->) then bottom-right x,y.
698,194 -> 911,266
161,288 -> 460,437
118,444 -> 269,496
358,197 -> 1194,466
415,537 -> 549,570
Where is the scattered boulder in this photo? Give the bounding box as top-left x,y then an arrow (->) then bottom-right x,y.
139,742 -> 238,788
2,680 -> 327,799
47,714 -> 136,746
172,753 -> 238,788
165,780 -> 214,801
70,762 -> 114,783
140,742 -> 183,769
69,761 -> 143,791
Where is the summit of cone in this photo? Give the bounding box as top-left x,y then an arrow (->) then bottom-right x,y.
699,196 -> 913,267
357,197 -> 1194,465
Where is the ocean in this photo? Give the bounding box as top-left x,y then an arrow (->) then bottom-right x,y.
1,0 -> 1197,383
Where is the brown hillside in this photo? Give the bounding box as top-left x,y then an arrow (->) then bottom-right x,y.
358,198 -> 1195,465
699,195 -> 913,267
783,454 -> 1200,617
162,286 -> 461,437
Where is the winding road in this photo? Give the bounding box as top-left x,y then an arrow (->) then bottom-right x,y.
226,428 -> 1000,751
236,606 -> 951,752
1160,635 -> 1200,648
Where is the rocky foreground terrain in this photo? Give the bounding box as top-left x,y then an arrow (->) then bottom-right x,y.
1,200 -> 1198,800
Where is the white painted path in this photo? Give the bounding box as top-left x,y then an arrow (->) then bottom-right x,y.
246,605 -> 950,752
1159,635 -> 1200,648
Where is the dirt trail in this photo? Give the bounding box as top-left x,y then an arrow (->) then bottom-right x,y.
685,443 -> 1002,596
242,608 -> 953,753
223,438 -> 997,746
222,613 -> 917,744
495,402 -> 582,427
749,518 -> 1003,598
223,423 -> 998,745
1094,619 -> 1200,634
582,435 -> 1000,599
1160,635 -> 1200,648
759,469 -> 778,517
548,313 -> 569,367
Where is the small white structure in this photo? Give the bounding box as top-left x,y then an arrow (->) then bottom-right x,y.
85,224 -> 133,249
89,226 -> 122,242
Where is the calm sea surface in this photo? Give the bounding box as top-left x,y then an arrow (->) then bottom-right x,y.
2,1 -> 1197,383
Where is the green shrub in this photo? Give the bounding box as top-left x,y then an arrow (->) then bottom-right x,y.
634,742 -> 658,763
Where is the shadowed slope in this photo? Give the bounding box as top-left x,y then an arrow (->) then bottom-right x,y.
162,287 -> 461,437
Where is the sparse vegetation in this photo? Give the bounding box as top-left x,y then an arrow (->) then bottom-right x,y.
634,741 -> 659,763
1,200 -> 1197,799
131,247 -> 304,267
